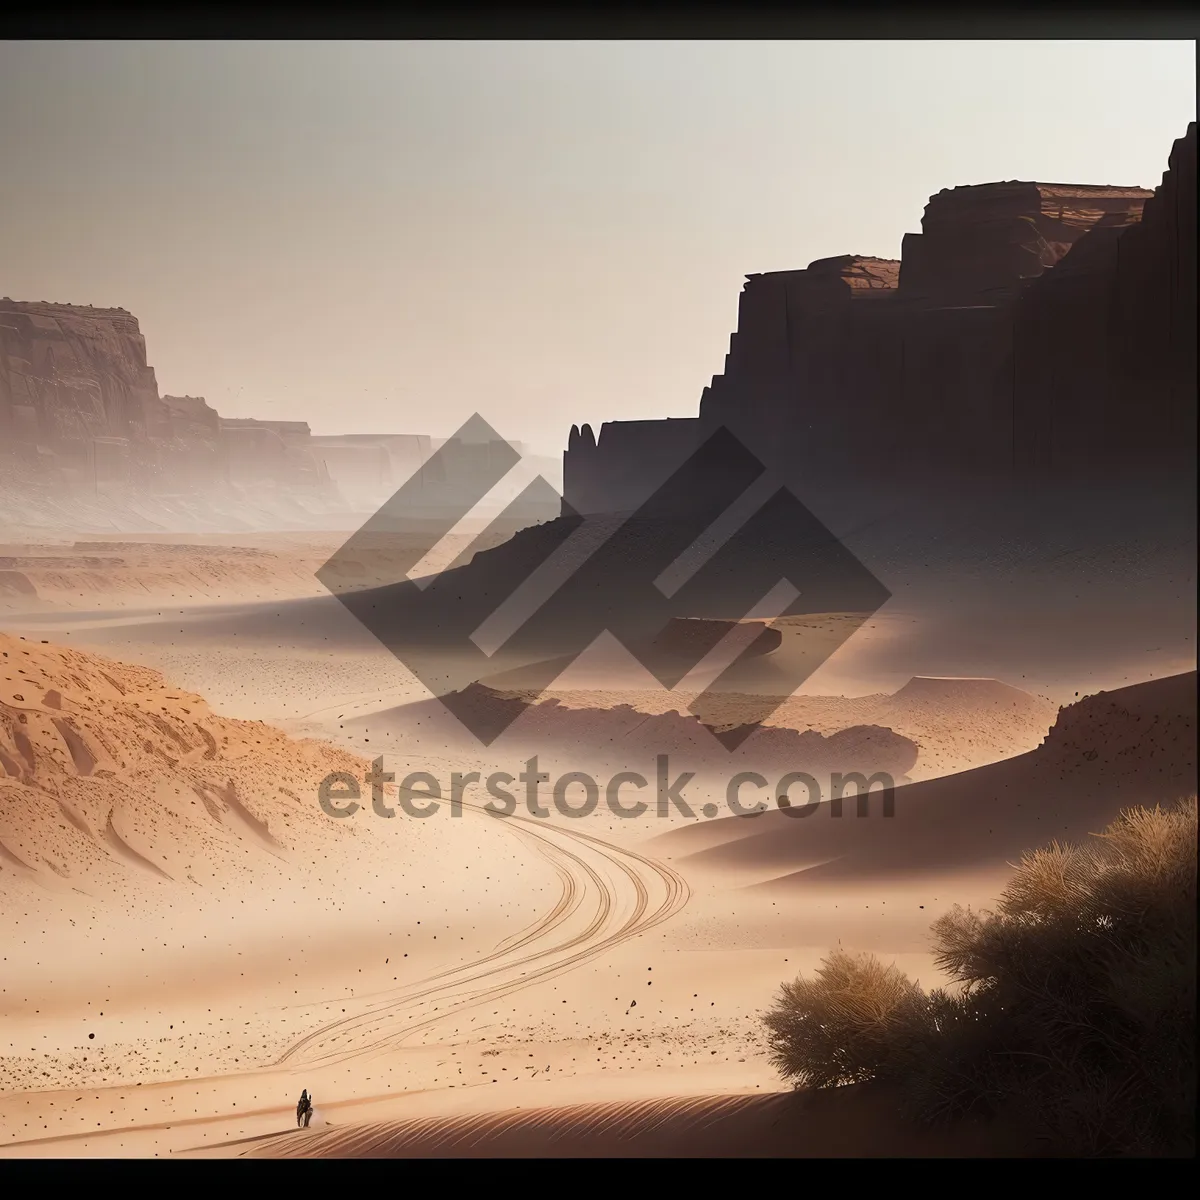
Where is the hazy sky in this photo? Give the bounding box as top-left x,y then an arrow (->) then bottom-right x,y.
0,40 -> 1194,454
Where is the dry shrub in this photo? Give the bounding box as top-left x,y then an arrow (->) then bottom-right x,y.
761,798 -> 1197,1156
762,950 -> 931,1089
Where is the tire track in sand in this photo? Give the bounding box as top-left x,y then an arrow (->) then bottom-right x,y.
0,789 -> 689,1155
274,799 -> 689,1068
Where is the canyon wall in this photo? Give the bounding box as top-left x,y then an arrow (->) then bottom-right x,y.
0,300 -> 534,522
0,303 -> 454,528
1010,125 -> 1197,475
5,123 -> 1192,533
564,125 -> 1195,514
565,417 -> 703,516
0,301 -> 166,486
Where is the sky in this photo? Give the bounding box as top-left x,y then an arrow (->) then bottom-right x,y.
0,40 -> 1195,456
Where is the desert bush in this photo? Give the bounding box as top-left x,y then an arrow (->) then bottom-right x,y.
762,949 -> 935,1088
761,798 -> 1197,1156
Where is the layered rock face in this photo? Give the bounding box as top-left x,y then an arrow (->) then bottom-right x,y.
216,417 -> 327,488
157,395 -> 222,488
563,126 -> 1194,514
899,182 -> 1150,302
0,302 -> 164,484
1010,125 -> 1197,475
0,302 -> 449,527
0,301 -> 251,492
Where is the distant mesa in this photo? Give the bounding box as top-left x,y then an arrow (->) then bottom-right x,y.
0,302 -> 544,531
3,123 -> 1193,542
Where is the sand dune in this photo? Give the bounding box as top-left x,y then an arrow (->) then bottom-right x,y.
0,628 -> 367,901
0,606 -> 1187,1158
244,1084 -> 1031,1159
651,672 -> 1196,886
0,630 -> 587,1109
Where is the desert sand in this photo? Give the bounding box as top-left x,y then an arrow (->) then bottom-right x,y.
1,106 -> 1193,1159
0,525 -> 1192,1160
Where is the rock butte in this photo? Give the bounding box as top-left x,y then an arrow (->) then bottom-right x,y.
2,124 -> 1194,529
565,126 -> 1196,514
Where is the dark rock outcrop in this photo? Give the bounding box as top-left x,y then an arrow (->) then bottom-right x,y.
563,127 -> 1194,514
566,417 -> 703,517
898,182 -> 1149,302
1010,126 -> 1197,475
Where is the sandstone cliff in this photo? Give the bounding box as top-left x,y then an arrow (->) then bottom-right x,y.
1010,124 -> 1197,474
0,301 -> 444,530
0,301 -> 163,480
899,181 -> 1149,302
564,127 -> 1195,513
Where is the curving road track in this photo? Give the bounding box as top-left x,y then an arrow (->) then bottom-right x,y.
274,797 -> 690,1067
0,784 -> 690,1156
